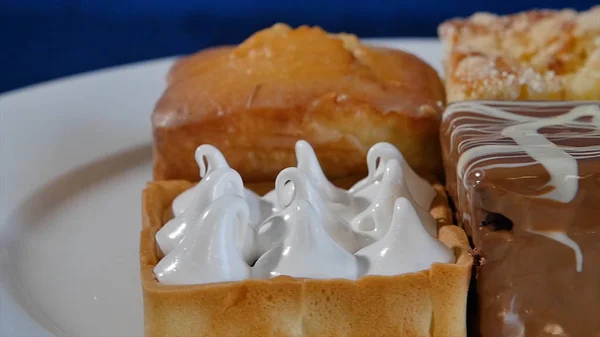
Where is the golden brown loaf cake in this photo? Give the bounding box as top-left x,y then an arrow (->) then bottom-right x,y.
438,6 -> 600,102
140,180 -> 472,337
152,24 -> 446,183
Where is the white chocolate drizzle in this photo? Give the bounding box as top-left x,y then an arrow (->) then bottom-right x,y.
528,230 -> 583,273
501,296 -> 525,337
444,101 -> 600,273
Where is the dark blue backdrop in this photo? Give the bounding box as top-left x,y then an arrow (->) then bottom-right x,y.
1,1 -> 597,93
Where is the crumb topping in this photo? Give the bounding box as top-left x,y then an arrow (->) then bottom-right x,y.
439,6 -> 600,101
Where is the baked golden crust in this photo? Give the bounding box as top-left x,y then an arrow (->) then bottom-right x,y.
152,24 -> 446,183
439,6 -> 600,102
140,181 -> 472,337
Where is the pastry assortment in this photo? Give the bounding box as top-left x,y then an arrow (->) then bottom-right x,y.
143,6 -> 600,337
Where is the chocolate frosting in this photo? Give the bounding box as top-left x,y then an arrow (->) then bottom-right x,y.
440,101 -> 600,337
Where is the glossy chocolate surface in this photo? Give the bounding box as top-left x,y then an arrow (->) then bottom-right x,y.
441,101 -> 600,337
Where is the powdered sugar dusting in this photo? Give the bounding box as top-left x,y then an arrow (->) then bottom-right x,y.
440,6 -> 600,101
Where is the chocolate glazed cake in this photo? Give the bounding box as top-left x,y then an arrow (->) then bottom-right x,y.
440,101 -> 600,337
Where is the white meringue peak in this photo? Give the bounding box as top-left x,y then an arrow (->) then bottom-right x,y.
155,140 -> 451,285
350,159 -> 438,242
154,195 -> 252,285
349,142 -> 436,210
294,140 -> 370,221
295,140 -> 352,205
252,199 -> 359,280
172,144 -> 230,216
275,167 -> 362,253
156,168 -> 245,255
355,198 -> 454,276
172,144 -> 275,225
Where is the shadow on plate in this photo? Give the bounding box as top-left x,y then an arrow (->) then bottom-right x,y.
0,144 -> 152,336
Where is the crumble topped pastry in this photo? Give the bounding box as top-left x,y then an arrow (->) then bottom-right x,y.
439,6 -> 600,101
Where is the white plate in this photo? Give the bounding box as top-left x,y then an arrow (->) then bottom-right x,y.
0,38 -> 442,337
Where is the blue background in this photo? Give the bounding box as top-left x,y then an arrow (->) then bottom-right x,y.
1,0 -> 597,93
